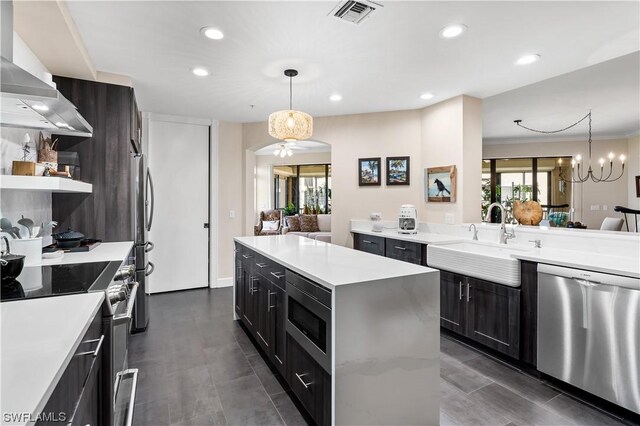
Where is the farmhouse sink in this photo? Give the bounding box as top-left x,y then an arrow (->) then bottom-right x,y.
426,241 -> 533,287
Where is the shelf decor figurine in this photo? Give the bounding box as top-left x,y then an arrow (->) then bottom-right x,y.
12,134 -> 36,176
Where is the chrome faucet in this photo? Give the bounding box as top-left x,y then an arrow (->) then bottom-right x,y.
484,202 -> 515,244
468,224 -> 478,240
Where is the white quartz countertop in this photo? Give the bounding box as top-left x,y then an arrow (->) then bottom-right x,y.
234,235 -> 436,289
41,241 -> 134,266
352,225 -> 639,278
1,292 -> 105,425
512,248 -> 640,279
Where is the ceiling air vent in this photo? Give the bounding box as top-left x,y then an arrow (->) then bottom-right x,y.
329,0 -> 382,25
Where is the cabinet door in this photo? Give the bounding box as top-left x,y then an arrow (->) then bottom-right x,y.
353,233 -> 385,256
467,278 -> 521,358
269,283 -> 286,375
440,271 -> 466,334
255,276 -> 271,352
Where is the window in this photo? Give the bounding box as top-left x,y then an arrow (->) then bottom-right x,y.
482,157 -> 572,223
273,164 -> 331,214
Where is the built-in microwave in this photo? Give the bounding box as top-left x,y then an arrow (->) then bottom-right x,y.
285,272 -> 332,373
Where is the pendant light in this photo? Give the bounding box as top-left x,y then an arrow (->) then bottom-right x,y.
268,69 -> 313,142
514,112 -> 625,183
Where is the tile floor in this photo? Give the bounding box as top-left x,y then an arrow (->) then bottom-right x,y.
130,287 -> 632,426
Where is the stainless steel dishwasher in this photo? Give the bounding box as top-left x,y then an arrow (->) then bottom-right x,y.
537,264 -> 640,414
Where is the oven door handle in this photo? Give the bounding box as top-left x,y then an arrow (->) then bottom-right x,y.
113,282 -> 139,325
113,368 -> 139,426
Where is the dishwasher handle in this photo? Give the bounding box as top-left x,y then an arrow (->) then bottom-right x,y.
537,264 -> 639,290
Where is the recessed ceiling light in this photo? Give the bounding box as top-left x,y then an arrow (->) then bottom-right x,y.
420,92 -> 435,100
192,67 -> 209,77
32,104 -> 49,112
515,54 -> 541,65
201,27 -> 224,40
439,24 -> 467,39
329,94 -> 342,101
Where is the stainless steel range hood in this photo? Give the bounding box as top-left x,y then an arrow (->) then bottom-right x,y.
0,1 -> 93,137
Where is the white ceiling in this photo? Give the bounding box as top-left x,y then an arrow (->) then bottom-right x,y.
255,140 -> 331,156
483,51 -> 640,143
65,1 -> 640,138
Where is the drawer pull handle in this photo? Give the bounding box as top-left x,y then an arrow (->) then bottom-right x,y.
270,271 -> 285,279
466,283 -> 471,302
267,290 -> 276,312
295,372 -> 313,389
76,335 -> 104,358
459,281 -> 463,300
242,254 -> 253,259
363,240 -> 375,244
256,263 -> 268,268
394,246 -> 407,251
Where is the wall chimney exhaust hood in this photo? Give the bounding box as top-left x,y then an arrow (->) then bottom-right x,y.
0,1 -> 93,137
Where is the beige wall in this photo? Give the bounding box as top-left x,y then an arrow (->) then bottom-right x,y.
420,96 -> 483,224
217,122 -> 243,279
243,96 -> 483,247
483,137 -> 633,230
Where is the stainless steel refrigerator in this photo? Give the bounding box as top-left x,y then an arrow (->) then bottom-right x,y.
131,150 -> 154,333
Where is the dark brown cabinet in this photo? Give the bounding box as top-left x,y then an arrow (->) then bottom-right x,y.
466,277 -> 520,359
353,233 -> 427,265
52,77 -> 139,242
440,271 -> 466,335
440,271 -> 521,359
353,233 -> 385,256
38,308 -> 105,425
384,237 -> 426,265
287,335 -> 331,426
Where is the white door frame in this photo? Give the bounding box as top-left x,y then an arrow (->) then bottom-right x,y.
142,112 -> 219,289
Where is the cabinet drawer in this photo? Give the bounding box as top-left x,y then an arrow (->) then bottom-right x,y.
38,308 -> 103,424
287,335 -> 331,426
353,233 -> 385,256
286,270 -> 332,308
385,238 -> 425,265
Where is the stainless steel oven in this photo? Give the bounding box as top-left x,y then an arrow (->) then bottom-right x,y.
285,271 -> 332,373
106,265 -> 140,426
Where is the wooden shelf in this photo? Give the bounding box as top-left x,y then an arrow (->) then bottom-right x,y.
0,175 -> 92,193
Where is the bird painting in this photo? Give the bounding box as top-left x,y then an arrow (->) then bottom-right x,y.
426,166 -> 457,202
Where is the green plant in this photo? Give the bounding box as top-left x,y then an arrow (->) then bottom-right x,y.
283,202 -> 297,216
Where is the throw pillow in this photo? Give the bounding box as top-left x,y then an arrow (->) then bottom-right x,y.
262,220 -> 279,231
286,215 -> 301,232
300,215 -> 320,232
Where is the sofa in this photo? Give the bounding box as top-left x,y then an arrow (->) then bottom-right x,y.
282,214 -> 331,243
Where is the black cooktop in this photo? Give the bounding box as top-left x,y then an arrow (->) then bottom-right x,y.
1,261 -> 121,302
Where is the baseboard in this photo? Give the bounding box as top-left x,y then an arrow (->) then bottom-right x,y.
211,277 -> 233,288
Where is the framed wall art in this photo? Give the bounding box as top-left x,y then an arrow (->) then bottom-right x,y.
425,165 -> 457,202
359,158 -> 381,186
386,156 -> 410,186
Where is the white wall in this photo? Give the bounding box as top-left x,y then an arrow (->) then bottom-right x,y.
483,137 -> 634,229
0,37 -> 54,245
243,96 -> 483,247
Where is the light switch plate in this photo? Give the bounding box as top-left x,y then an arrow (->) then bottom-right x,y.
590,205 -> 600,211
445,213 -> 455,224
602,205 -> 608,211
229,210 -> 235,219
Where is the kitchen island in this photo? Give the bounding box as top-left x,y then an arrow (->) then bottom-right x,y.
233,235 -> 440,426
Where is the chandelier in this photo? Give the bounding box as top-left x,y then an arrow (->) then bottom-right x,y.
268,69 -> 313,142
514,112 -> 625,183
273,142 -> 293,158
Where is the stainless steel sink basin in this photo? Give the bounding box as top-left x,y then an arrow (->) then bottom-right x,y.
426,241 -> 533,287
